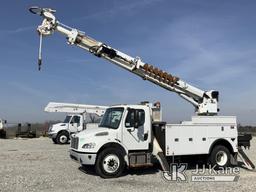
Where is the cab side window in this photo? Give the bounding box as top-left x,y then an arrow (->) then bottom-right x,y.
71,116 -> 80,124
125,109 -> 135,127
138,110 -> 145,126
125,109 -> 145,127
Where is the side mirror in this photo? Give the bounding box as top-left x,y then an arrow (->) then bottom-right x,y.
4,120 -> 7,124
127,127 -> 135,132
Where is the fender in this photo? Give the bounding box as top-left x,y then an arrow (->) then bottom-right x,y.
209,138 -> 237,154
57,130 -> 70,138
97,141 -> 129,165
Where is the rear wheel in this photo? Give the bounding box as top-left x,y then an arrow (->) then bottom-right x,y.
56,132 -> 69,144
209,145 -> 231,169
95,148 -> 125,178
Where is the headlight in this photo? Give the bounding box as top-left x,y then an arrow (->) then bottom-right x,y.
82,142 -> 96,149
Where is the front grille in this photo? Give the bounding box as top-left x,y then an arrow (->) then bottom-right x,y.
71,137 -> 79,149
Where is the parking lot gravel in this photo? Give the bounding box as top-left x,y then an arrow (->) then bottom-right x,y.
0,137 -> 256,192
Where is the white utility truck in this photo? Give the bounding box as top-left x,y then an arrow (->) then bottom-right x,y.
0,119 -> 4,130
0,119 -> 6,131
0,119 -> 7,137
0,119 -> 7,130
30,7 -> 254,178
45,102 -> 108,144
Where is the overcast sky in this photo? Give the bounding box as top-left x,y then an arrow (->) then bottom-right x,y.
0,0 -> 256,125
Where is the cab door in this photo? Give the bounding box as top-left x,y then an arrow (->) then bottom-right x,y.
122,108 -> 150,150
68,115 -> 82,133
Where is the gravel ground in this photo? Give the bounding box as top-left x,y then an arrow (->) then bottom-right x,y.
0,137 -> 256,192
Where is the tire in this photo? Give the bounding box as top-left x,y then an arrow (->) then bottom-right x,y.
52,138 -> 57,144
209,145 -> 231,169
56,132 -> 69,144
95,148 -> 125,178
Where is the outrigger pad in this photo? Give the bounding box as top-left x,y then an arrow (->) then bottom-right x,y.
157,152 -> 170,172
238,147 -> 255,170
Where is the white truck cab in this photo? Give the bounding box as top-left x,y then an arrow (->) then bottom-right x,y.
48,114 -> 86,144
70,103 -> 153,177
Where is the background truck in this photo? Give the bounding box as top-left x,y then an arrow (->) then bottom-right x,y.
30,7 -> 254,178
0,119 -> 7,137
45,102 -> 108,144
0,119 -> 4,130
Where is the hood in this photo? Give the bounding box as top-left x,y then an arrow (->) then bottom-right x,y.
75,127 -> 110,138
50,123 -> 68,132
53,123 -> 67,127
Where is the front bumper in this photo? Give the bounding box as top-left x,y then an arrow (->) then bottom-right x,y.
69,149 -> 97,165
48,132 -> 57,139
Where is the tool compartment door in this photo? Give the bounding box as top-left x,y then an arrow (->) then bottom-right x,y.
165,124 -> 209,156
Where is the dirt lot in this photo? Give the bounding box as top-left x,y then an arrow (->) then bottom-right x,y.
0,137 -> 256,192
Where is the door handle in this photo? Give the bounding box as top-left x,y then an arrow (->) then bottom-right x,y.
143,133 -> 148,141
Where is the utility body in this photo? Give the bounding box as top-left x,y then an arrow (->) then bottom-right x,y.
30,7 -> 254,178
45,102 -> 108,144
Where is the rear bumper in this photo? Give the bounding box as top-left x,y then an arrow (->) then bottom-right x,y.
69,149 -> 97,165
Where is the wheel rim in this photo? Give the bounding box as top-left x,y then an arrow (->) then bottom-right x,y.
215,151 -> 228,166
102,154 -> 120,174
59,135 -> 68,143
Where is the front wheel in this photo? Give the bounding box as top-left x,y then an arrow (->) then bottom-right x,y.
95,148 -> 125,178
209,145 -> 231,169
52,138 -> 57,144
56,132 -> 69,144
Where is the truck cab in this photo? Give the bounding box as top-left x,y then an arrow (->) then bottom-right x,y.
48,114 -> 84,144
70,103 -> 161,178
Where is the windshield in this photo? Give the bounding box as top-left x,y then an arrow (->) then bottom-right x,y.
63,115 -> 72,123
99,107 -> 124,129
